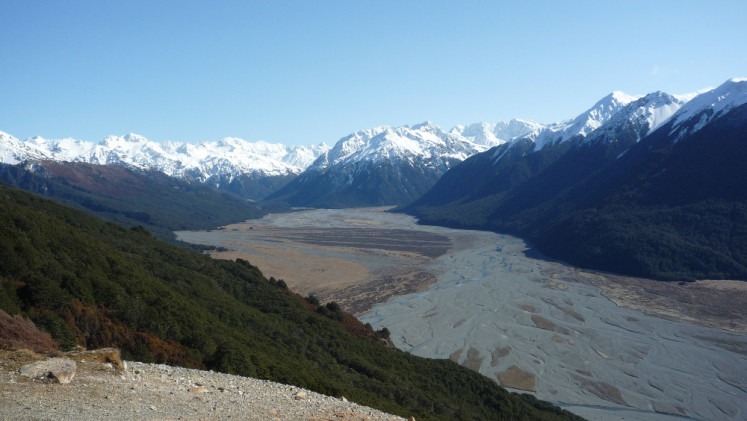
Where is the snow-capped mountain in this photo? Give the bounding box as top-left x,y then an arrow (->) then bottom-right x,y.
449,119 -> 543,147
265,121 -> 506,207
1,132 -> 329,184
308,121 -> 497,173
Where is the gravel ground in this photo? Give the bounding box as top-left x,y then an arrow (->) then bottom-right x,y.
0,350 -> 406,420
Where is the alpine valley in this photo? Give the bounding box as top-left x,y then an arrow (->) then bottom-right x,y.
2,78 -> 747,421
3,78 -> 746,281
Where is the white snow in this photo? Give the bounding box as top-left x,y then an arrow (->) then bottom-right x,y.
449,119 -> 542,147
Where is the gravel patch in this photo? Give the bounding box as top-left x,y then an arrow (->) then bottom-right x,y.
0,350 -> 405,420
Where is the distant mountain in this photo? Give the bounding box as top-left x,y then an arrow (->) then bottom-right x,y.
0,132 -> 329,200
265,122 -> 509,207
407,78 -> 747,282
449,119 -> 543,147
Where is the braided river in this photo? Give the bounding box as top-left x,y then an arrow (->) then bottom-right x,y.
177,207 -> 747,421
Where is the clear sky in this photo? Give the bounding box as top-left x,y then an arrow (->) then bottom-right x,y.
1,1 -> 746,146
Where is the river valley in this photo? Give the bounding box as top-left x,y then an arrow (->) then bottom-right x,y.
177,208 -> 747,421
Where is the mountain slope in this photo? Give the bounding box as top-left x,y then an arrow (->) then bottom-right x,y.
265,122 -> 506,207
0,160 -> 265,242
407,79 -> 747,282
0,184 -> 581,421
0,132 -> 329,200
535,101 -> 747,281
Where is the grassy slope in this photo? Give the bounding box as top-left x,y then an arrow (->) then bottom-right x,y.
0,185 -> 582,421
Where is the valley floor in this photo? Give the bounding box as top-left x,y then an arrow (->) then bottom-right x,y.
178,208 -> 747,421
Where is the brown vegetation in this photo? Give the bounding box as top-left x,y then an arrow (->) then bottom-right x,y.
0,309 -> 59,355
64,300 -> 200,368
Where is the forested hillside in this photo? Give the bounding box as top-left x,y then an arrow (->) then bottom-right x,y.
0,184 -> 581,421
0,161 -> 265,242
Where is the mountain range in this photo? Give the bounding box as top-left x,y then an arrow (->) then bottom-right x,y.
0,132 -> 329,200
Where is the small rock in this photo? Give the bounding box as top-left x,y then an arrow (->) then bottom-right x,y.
150,405 -> 156,411
341,396 -> 348,402
18,358 -> 77,384
66,348 -> 125,372
189,386 -> 206,393
294,391 -> 307,400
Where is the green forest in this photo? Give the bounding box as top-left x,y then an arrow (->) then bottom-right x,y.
0,184 -> 582,421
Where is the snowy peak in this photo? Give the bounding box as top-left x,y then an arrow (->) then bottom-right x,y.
633,91 -> 691,133
668,78 -> 747,141
582,91 -> 691,145
513,90 -> 643,151
311,122 -> 502,173
0,132 -> 46,164
450,119 -> 542,147
493,119 -> 545,141
561,91 -> 642,139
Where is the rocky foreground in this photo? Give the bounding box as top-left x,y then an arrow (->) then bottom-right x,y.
0,349 -> 406,420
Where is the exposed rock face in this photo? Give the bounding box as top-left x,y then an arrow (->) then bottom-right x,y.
19,358 -> 77,384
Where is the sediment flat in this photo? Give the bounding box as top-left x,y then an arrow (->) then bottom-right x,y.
177,207 -> 451,314
178,208 -> 747,421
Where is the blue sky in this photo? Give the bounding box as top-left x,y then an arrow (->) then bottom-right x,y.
1,1 -> 746,146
